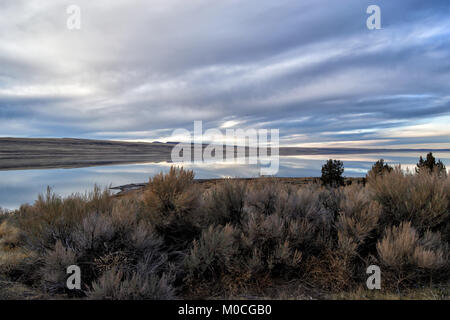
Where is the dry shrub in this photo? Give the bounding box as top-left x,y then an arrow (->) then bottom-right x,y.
184,214 -> 302,295
83,185 -> 115,214
377,222 -> 448,287
129,221 -> 163,255
1,186 -> 166,297
143,167 -> 201,249
377,222 -> 419,268
243,212 -> 285,247
0,207 -> 8,221
303,249 -> 355,292
0,187 -> 114,287
241,213 -> 302,278
286,218 -> 323,255
72,209 -> 154,250
144,166 -> 197,214
0,221 -> 21,250
88,246 -> 173,300
337,185 -> 382,256
0,249 -> 35,276
369,169 -> 449,287
280,185 -> 332,219
286,186 -> 363,291
71,212 -> 115,252
246,180 -> 286,216
368,168 -> 448,233
444,177 -> 450,243
40,240 -> 77,294
70,210 -> 164,285
282,186 -> 335,256
110,199 -> 140,229
316,186 -> 343,217
184,224 -> 239,281
13,186 -> 114,252
202,180 -> 247,226
87,267 -> 174,300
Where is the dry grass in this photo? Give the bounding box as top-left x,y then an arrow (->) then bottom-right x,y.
332,284 -> 450,300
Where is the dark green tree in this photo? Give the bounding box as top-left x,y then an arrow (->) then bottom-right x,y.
368,159 -> 393,177
321,159 -> 344,187
416,152 -> 447,176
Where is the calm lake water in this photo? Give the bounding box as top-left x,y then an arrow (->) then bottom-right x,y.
1,152 -> 449,210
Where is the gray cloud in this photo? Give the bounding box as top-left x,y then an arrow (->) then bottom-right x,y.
0,0 -> 449,147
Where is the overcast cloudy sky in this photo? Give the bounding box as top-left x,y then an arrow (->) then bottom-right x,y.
0,0 -> 449,148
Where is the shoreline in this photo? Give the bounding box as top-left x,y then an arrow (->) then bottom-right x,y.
111,176 -> 367,196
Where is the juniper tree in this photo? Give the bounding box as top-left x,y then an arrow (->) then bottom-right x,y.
368,159 -> 393,177
416,152 -> 447,176
321,159 -> 344,187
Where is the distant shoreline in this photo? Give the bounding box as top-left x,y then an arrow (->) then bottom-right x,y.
111,176 -> 367,197
1,137 -> 449,171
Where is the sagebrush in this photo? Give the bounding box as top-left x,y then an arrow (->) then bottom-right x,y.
0,166 -> 448,299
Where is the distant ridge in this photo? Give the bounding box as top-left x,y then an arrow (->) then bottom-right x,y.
0,137 -> 449,171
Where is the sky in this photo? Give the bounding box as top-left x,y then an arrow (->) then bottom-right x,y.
0,0 -> 449,148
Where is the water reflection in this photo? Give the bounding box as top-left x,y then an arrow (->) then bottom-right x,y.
0,152 -> 449,210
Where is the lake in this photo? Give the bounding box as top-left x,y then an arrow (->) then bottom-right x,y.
1,151 -> 449,210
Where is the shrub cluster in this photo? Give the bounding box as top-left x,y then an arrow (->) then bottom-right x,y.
0,164 -> 448,299
0,187 -> 173,299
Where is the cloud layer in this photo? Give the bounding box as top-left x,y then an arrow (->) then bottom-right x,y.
1,0 -> 449,147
